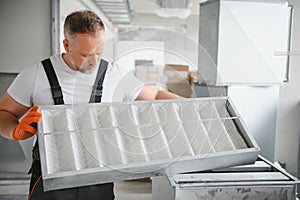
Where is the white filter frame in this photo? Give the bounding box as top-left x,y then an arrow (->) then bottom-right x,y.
37,97 -> 260,191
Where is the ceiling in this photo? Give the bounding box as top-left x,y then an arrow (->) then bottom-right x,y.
92,0 -> 201,31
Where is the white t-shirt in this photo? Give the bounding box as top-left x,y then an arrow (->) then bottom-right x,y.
8,54 -> 143,106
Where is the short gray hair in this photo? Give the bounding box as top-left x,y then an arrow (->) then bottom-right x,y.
64,10 -> 105,39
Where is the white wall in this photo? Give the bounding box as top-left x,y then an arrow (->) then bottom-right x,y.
0,0 -> 51,173
0,0 -> 52,73
275,0 -> 300,176
164,15 -> 199,70
114,41 -> 164,71
114,16 -> 199,71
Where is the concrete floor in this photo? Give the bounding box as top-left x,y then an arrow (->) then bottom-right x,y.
0,178 -> 152,200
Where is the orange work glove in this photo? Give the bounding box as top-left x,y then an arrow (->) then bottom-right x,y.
12,105 -> 42,140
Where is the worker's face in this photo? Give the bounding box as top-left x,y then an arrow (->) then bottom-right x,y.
64,29 -> 104,74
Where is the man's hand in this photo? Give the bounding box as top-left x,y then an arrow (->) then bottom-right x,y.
12,105 -> 42,140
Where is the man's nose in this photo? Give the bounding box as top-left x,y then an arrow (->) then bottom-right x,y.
89,54 -> 100,65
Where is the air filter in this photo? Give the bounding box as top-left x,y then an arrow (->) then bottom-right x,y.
37,97 -> 260,191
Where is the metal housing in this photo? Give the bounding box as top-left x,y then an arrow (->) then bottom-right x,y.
152,155 -> 299,200
198,0 -> 293,85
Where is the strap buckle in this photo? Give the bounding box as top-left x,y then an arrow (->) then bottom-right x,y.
92,85 -> 103,97
51,86 -> 63,99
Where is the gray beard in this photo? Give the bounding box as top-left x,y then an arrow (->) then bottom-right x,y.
69,52 -> 90,74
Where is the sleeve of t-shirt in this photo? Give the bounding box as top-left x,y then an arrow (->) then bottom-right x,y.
7,63 -> 39,107
120,70 -> 144,101
110,63 -> 144,102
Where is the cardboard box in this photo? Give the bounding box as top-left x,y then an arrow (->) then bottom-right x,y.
188,70 -> 199,84
164,64 -> 189,83
135,65 -> 161,83
135,64 -> 195,97
166,82 -> 193,98
164,64 -> 193,98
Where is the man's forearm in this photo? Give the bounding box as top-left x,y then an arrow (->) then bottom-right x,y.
156,90 -> 182,100
0,110 -> 19,140
136,85 -> 183,101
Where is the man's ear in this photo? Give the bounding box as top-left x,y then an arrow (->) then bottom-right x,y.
63,39 -> 70,52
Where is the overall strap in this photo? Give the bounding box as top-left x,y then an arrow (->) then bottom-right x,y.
29,59 -> 109,176
29,58 -> 65,172
89,59 -> 108,103
41,58 -> 64,105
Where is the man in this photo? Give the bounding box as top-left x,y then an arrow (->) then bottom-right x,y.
0,10 -> 179,199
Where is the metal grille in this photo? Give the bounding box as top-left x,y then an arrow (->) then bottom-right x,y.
38,97 -> 259,191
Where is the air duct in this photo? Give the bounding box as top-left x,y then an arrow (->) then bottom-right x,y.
154,0 -> 191,19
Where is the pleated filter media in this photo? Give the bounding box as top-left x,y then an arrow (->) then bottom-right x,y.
38,97 -> 260,191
